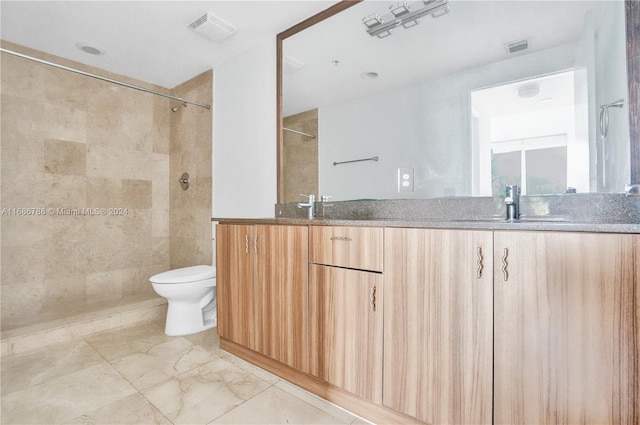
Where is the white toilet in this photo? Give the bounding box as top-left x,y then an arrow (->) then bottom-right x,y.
149,265 -> 216,336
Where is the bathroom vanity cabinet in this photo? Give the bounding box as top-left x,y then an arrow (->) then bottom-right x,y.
216,224 -> 309,372
216,221 -> 639,425
309,226 -> 384,404
217,224 -> 255,349
493,231 -> 639,424
383,228 -> 493,424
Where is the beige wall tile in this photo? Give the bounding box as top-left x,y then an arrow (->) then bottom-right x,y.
1,43 -> 173,331
44,103 -> 87,143
40,274 -> 88,313
43,65 -> 99,111
0,55 -> 48,100
190,177 -> 213,209
151,237 -> 170,267
1,172 -> 87,212
169,71 -> 212,267
125,266 -> 160,297
1,215 -> 50,247
44,139 -> 87,176
85,266 -> 156,303
1,281 -> 49,327
87,177 -> 122,208
86,144 -> 154,180
153,97 -> 171,154
122,179 -> 152,209
1,94 -> 45,138
193,237 -> 214,266
42,174 -> 88,209
1,244 -> 45,285
44,216 -> 91,278
194,208 -> 214,239
121,90 -> 156,153
1,94 -> 45,175
152,209 -> 170,238
152,153 -> 170,211
1,133 -> 45,176
169,236 -> 195,269
170,209 -> 196,240
86,109 -> 125,149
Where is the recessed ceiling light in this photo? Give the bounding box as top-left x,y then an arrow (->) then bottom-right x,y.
75,42 -> 105,55
361,72 -> 379,79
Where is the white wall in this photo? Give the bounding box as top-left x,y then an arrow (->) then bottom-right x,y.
574,10 -> 597,191
318,43 -> 576,201
213,40 -> 277,217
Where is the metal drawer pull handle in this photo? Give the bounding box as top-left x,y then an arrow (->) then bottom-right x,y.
330,236 -> 352,242
476,247 -> 483,279
369,286 -> 376,312
502,248 -> 509,281
245,235 -> 249,254
254,236 -> 259,253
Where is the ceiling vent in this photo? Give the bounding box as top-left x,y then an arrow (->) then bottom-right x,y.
189,12 -> 236,43
505,38 -> 529,55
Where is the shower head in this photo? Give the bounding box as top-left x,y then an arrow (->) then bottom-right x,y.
599,99 -> 625,137
600,99 -> 624,109
171,102 -> 187,113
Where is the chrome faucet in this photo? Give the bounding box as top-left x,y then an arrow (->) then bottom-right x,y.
505,185 -> 520,220
297,194 -> 315,219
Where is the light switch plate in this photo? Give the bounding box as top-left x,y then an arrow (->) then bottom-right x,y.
398,167 -> 414,193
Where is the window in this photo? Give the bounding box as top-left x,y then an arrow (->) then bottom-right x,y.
491,135 -> 567,196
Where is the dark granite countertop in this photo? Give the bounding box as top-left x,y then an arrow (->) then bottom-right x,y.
212,217 -> 640,234
213,194 -> 640,234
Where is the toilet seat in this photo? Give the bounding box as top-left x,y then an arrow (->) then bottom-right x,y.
150,265 -> 215,284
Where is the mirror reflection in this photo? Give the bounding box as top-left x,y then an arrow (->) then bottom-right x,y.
281,0 -> 630,202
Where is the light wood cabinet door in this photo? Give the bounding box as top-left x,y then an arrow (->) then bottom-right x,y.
494,231 -> 640,425
309,264 -> 383,404
255,225 -> 309,372
383,228 -> 493,425
216,224 -> 255,349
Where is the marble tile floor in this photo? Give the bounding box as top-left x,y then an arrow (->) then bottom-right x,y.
1,321 -> 372,425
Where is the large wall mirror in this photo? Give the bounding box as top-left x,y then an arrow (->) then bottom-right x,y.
277,0 -> 639,203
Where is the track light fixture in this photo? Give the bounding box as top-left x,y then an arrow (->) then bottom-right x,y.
363,0 -> 450,39
363,13 -> 384,29
390,2 -> 411,18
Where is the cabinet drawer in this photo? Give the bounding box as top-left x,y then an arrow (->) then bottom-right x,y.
310,226 -> 383,272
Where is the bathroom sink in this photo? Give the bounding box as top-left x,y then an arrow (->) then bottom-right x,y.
447,217 -> 572,224
447,217 -> 504,222
514,217 -> 571,223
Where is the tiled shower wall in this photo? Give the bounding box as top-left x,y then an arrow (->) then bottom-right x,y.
169,70 -> 213,269
0,42 -> 212,330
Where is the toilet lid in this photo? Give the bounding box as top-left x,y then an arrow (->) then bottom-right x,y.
150,265 -> 216,284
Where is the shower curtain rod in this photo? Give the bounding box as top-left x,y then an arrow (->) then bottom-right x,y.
0,48 -> 211,110
283,127 -> 316,139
